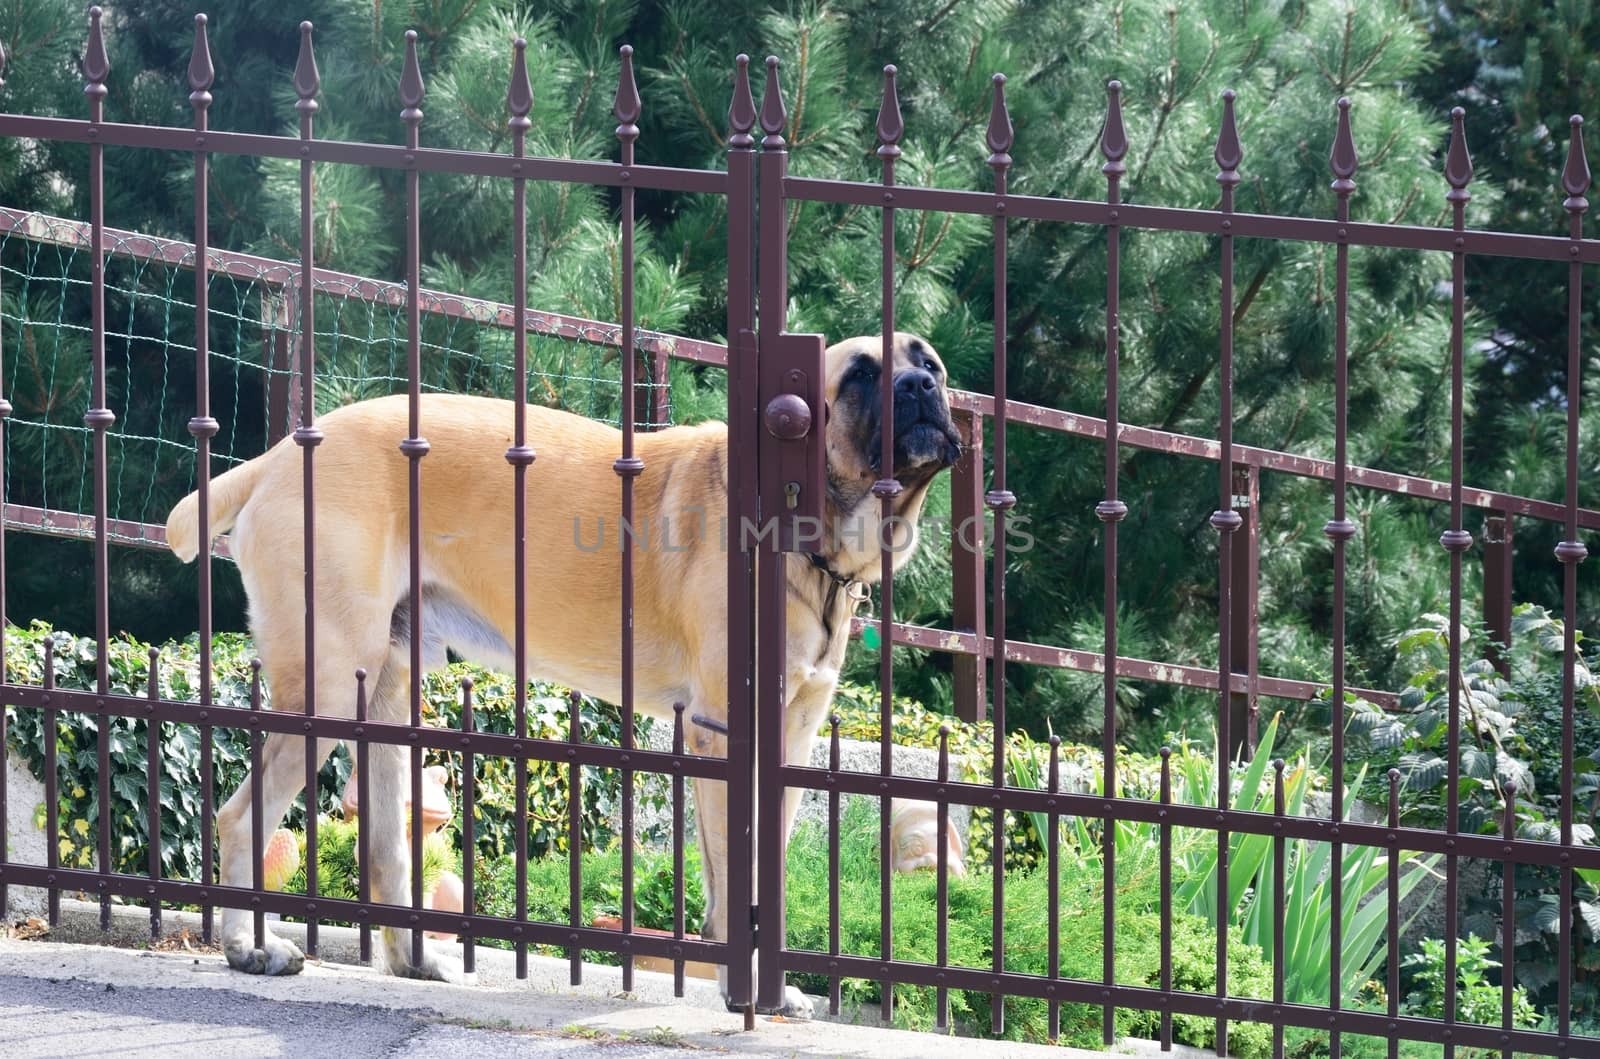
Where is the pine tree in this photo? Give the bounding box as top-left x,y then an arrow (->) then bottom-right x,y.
0,1 -> 1554,749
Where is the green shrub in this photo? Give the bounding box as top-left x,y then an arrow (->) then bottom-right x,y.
1350,605 -> 1600,1019
2,622 -> 658,886
781,797 -> 1274,1055
1402,934 -> 1538,1029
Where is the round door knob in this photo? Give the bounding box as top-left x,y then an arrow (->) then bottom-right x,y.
764,393 -> 812,440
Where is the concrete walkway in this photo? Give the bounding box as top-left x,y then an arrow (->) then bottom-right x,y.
0,899 -> 1194,1058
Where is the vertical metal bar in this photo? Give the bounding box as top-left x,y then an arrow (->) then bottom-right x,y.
292,20 -> 323,959
505,36 -> 535,983
613,44 -> 643,994
1047,735 -> 1062,1042
1097,79 -> 1129,1048
754,54 -> 791,1016
187,12 -> 220,947
251,660 -> 265,951
355,668 -> 370,964
672,701 -> 686,997
0,38 -> 9,923
949,410 -> 986,724
1500,780 -> 1516,1059
724,53 -> 758,1024
1556,112 -> 1590,1049
1273,759 -> 1286,1059
1159,747 -> 1173,1053
567,688 -> 583,985
1210,91 -> 1243,1056
1440,106 -> 1476,1059
1325,98 -> 1360,1058
874,64 -> 904,1026
397,28 -> 430,974
829,715 -> 843,1017
460,677 -> 475,976
935,725 -> 951,1030
82,5 -> 114,934
1387,769 -> 1400,1059
145,647 -> 161,937
985,72 -> 1017,1039
1482,512 -> 1514,677
43,637 -> 58,926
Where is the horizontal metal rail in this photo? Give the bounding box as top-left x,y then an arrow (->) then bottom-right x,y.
778,763 -> 1600,871
0,860 -> 728,963
776,948 -> 1568,1056
3,683 -> 728,782
787,175 -> 1600,263
0,117 -> 728,195
851,616 -> 1399,707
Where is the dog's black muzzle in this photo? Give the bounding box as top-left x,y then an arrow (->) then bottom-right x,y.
865,367 -> 962,477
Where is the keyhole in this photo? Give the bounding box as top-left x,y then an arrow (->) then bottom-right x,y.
785,481 -> 800,510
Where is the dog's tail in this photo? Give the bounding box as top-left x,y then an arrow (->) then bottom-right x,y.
165,454 -> 270,563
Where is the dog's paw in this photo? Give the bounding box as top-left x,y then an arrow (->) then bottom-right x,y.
224,934 -> 305,976
773,985 -> 815,1019
385,937 -> 464,984
728,985 -> 814,1019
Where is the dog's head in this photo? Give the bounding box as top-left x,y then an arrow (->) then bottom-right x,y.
817,332 -> 961,578
823,331 -> 961,491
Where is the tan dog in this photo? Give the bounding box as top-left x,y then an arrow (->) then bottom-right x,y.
165,332 -> 960,1015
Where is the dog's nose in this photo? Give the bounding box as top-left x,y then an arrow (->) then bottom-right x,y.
896,369 -> 938,396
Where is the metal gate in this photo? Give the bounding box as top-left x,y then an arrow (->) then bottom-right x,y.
0,9 -> 1597,1058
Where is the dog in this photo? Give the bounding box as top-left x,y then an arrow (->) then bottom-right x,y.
164,331 -> 960,1016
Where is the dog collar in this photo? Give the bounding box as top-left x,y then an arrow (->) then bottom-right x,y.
808,552 -> 866,600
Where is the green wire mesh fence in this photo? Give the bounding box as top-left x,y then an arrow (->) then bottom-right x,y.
0,208 -> 722,547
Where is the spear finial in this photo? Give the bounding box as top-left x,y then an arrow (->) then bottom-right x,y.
1215,90 -> 1241,188
188,14 -> 214,101
759,55 -> 785,145
84,7 -> 109,100
294,21 -> 320,114
614,44 -> 640,142
876,64 -> 902,159
1101,80 -> 1127,184
507,38 -> 532,132
986,73 -> 1013,172
399,30 -> 425,128
728,54 -> 756,147
1330,97 -> 1358,193
1564,114 -> 1590,211
1444,106 -> 1473,202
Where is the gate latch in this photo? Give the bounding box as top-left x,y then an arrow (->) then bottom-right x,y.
757,332 -> 826,552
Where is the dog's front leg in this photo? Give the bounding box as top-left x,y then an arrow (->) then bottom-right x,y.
688,704 -> 814,1019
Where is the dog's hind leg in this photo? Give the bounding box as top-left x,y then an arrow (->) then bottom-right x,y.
215,612 -> 386,977
362,646 -> 464,983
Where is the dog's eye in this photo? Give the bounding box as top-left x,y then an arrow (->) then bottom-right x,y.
844,361 -> 878,385
923,360 -> 942,376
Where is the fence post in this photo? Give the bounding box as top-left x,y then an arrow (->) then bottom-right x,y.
1228,463 -> 1259,758
1483,511 -> 1513,676
645,347 -> 670,429
263,279 -> 298,446
950,407 -> 986,723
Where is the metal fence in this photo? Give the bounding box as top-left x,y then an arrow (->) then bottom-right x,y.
0,8 -> 1597,1058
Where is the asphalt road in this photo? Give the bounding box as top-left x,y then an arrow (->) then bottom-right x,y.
0,974 -> 697,1059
